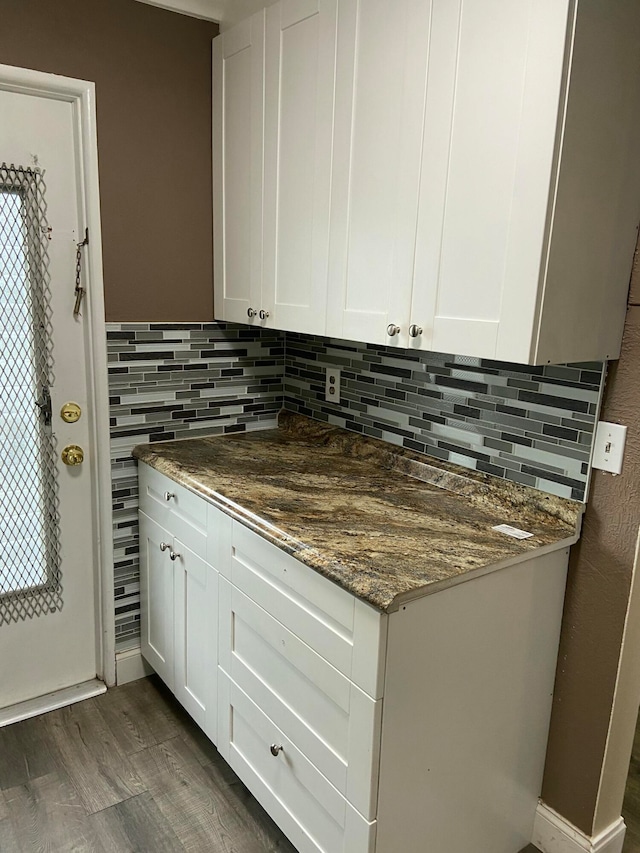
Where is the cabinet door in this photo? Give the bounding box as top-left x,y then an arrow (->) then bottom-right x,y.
262,0 -> 338,335
327,0 -> 434,348
139,512 -> 174,690
410,0 -> 571,360
173,537 -> 219,743
213,11 -> 265,325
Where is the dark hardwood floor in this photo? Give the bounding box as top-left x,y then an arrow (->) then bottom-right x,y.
0,675 -> 296,852
1,675 -> 637,852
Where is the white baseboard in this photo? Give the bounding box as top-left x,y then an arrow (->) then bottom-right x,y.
533,802 -> 626,853
0,679 -> 106,727
115,648 -> 154,685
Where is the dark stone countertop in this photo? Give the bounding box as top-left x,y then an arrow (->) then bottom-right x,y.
133,411 -> 582,612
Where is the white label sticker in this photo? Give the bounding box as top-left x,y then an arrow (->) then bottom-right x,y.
492,524 -> 534,540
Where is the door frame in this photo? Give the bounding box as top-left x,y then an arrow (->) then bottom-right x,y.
0,63 -> 115,687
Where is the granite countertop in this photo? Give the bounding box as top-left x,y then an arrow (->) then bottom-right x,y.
133,411 -> 583,612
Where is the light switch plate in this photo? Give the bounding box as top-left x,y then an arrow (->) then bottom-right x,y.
592,421 -> 627,475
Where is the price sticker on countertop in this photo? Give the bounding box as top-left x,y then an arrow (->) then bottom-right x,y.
492,524 -> 534,540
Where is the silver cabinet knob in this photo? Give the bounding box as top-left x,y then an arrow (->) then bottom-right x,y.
386,324 -> 401,337
409,324 -> 423,338
259,309 -> 270,320
247,307 -> 256,318
160,542 -> 170,552
169,550 -> 181,562
164,491 -> 175,502
270,744 -> 284,757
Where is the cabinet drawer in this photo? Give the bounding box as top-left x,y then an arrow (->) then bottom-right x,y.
230,521 -> 387,698
219,578 -> 381,818
218,671 -> 376,853
139,463 -> 208,559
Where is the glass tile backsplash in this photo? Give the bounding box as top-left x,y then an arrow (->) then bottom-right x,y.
283,332 -> 604,503
107,322 -> 284,650
108,323 -> 604,651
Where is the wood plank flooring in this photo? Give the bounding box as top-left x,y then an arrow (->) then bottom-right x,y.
0,675 -> 296,852
1,674 -> 637,852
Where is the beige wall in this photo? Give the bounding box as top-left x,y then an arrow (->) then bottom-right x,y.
0,0 -> 219,321
542,246 -> 640,834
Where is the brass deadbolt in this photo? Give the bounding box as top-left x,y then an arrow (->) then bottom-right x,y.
62,445 -> 84,466
61,402 -> 82,423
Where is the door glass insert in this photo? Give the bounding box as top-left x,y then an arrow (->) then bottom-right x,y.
0,163 -> 61,624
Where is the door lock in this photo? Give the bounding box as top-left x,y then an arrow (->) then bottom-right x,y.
62,445 -> 84,466
60,402 -> 82,423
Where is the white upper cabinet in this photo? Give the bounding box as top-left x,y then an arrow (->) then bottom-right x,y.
408,0 -> 640,364
326,0 -> 433,348
213,0 -> 338,335
214,0 -> 640,364
213,10 -> 265,326
262,0 -> 338,335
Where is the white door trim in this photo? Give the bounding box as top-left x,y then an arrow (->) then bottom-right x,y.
533,802 -> 626,853
0,63 -> 115,687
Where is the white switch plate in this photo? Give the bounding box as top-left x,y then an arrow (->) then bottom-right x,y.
325,367 -> 341,404
592,421 -> 627,475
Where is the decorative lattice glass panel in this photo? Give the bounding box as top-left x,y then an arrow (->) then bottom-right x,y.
0,163 -> 61,624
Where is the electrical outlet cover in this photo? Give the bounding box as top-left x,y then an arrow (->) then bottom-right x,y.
325,367 -> 341,404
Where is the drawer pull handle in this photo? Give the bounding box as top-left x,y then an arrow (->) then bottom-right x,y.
259,309 -> 270,321
160,542 -> 170,552
164,491 -> 175,502
386,323 -> 401,337
270,744 -> 284,757
409,323 -> 423,338
169,550 -> 181,562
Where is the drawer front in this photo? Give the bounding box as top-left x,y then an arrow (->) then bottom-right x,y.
219,578 -> 382,818
230,521 -> 355,675
218,671 -> 376,853
139,463 -> 208,559
230,521 -> 387,698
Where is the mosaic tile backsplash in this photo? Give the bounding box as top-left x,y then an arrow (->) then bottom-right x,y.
108,323 -> 604,652
284,333 -> 605,502
108,322 -> 283,650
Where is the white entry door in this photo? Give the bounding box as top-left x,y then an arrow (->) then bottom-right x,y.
0,85 -> 102,709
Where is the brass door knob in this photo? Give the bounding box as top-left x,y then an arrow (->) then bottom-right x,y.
62,445 -> 84,466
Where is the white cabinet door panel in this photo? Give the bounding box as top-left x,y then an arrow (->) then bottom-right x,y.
139,512 -> 175,690
412,0 -> 571,360
213,11 -> 265,324
173,537 -> 218,743
328,0 -> 433,348
263,0 -> 337,334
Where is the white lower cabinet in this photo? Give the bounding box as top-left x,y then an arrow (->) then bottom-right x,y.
138,462 -> 569,852
139,467 -> 220,745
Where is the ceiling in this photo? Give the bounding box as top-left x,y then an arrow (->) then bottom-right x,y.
134,0 -> 276,29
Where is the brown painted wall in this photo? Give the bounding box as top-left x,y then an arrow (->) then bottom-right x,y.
0,0 -> 218,321
542,246 -> 640,833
